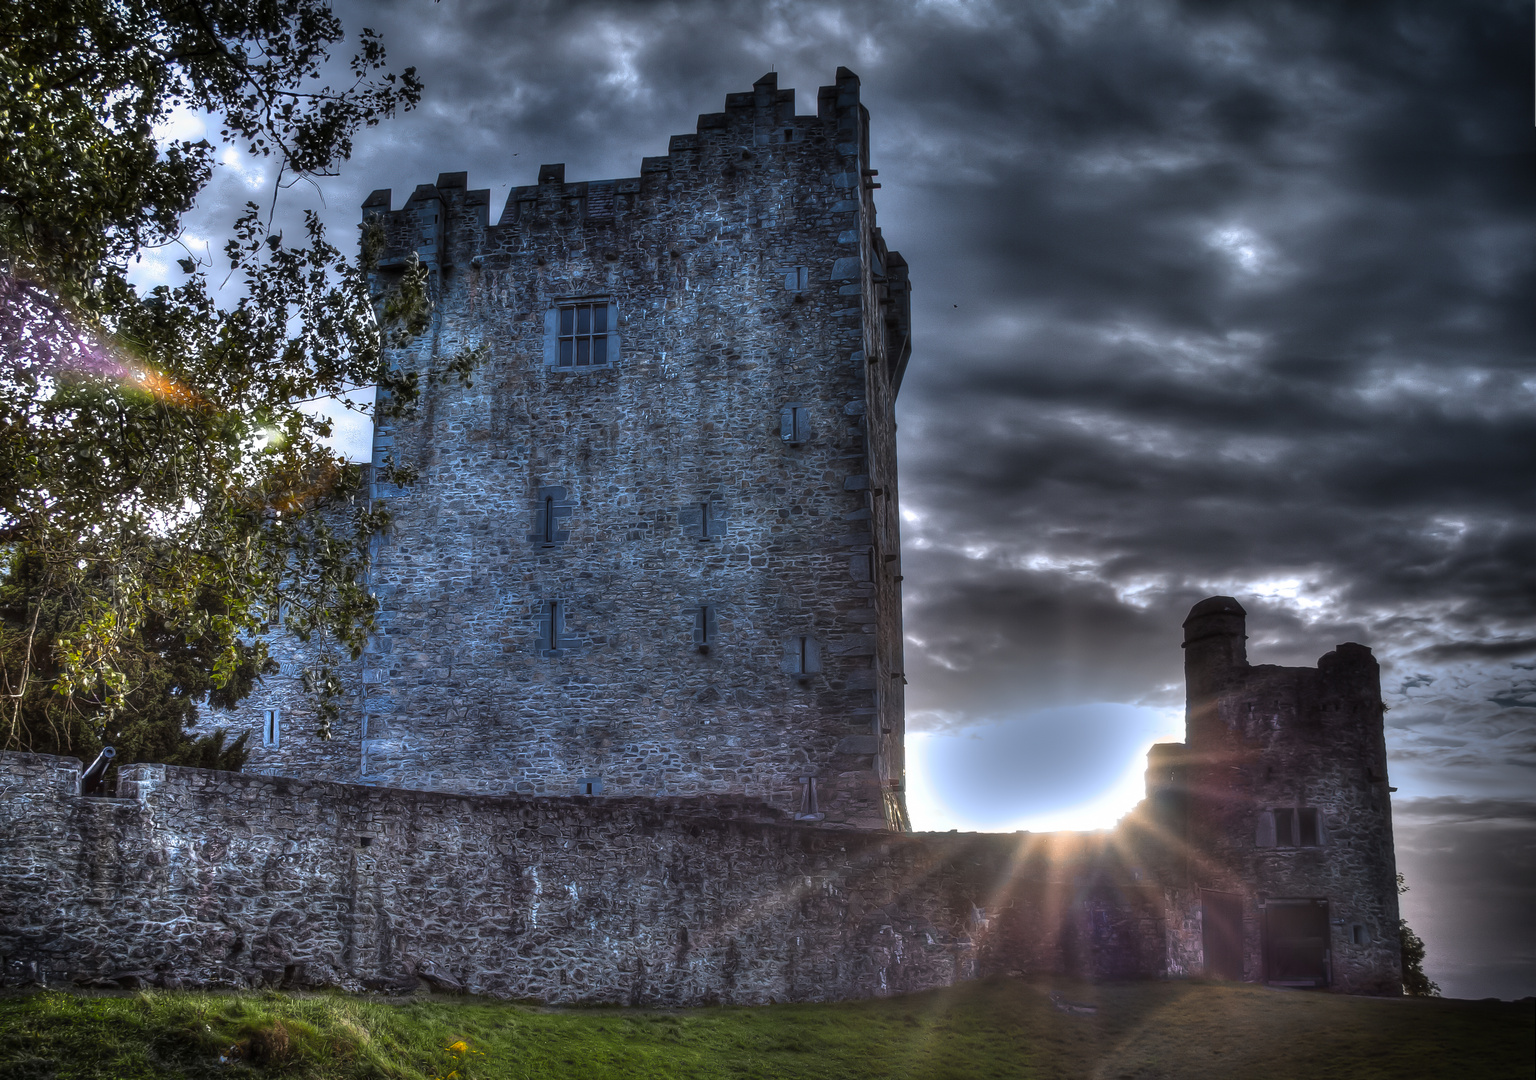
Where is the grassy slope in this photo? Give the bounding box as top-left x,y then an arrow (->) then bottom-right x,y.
0,980 -> 1529,1080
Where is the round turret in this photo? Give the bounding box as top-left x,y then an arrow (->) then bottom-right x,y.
1183,595 -> 1247,643
1182,597 -> 1248,702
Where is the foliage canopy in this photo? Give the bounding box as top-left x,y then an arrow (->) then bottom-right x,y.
0,0 -> 423,772
1397,874 -> 1442,997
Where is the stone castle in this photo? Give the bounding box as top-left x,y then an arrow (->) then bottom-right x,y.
0,71 -> 1402,999
236,68 -> 911,831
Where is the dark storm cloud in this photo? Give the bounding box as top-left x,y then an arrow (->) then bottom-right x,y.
900,557 -> 1182,723
328,0 -> 904,204
1415,639 -> 1536,662
155,0 -> 1533,992
868,0 -> 1536,789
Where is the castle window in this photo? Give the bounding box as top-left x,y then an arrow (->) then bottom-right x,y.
693,605 -> 717,653
544,298 -> 619,368
1298,807 -> 1322,846
783,634 -> 821,675
680,499 -> 727,541
262,709 -> 281,748
1256,810 -> 1276,847
1257,807 -> 1326,848
849,549 -> 873,582
780,403 -> 811,447
257,602 -> 289,631
562,303 -> 606,366
783,265 -> 808,291
529,485 -> 572,547
1351,924 -> 1370,946
538,600 -> 565,655
579,777 -> 603,796
796,775 -> 822,820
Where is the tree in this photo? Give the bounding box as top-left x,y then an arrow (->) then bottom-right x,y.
1397,873 -> 1441,997
0,1 -> 423,774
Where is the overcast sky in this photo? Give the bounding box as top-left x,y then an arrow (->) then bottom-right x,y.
146,0 -> 1534,998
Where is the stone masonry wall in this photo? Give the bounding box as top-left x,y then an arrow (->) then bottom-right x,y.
7,602 -> 1406,999
1151,599 -> 1403,995
0,752 -> 1164,1003
216,69 -> 911,831
196,492 -> 373,783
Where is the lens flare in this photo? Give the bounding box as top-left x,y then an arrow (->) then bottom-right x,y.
1,273 -> 205,409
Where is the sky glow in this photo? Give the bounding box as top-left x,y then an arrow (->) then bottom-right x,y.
906,703 -> 1186,832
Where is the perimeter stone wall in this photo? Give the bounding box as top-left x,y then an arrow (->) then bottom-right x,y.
0,752 -> 1164,1002
3,603 -> 1406,999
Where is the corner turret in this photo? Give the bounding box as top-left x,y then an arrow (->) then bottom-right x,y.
1182,596 -> 1247,747
1183,596 -> 1246,682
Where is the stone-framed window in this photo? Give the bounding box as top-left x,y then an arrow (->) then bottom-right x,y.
783,634 -> 821,675
795,775 -> 823,820
544,297 -> 620,368
529,485 -> 573,547
782,265 -> 808,291
256,602 -> 289,632
537,600 -> 568,656
1256,807 -> 1325,848
578,776 -> 604,796
780,403 -> 811,447
849,548 -> 874,582
680,498 -> 727,541
693,604 -> 718,653
261,709 -> 281,748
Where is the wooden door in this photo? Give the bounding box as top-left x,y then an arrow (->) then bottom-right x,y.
1263,899 -> 1331,987
1201,889 -> 1244,980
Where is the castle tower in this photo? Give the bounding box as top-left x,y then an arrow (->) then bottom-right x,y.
227,70 -> 912,831
1147,598 -> 1402,993
1182,595 -> 1248,720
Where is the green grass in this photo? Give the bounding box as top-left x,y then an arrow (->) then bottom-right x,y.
0,980 -> 1529,1080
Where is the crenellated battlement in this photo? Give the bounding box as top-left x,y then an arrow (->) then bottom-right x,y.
359,68 -> 871,273
1181,597 -> 1385,754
